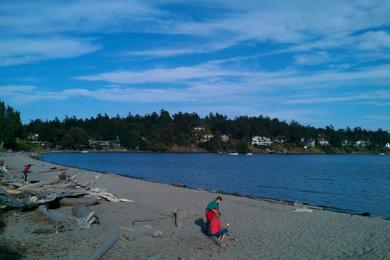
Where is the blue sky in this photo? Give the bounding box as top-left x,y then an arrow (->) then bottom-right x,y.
1,0 -> 390,130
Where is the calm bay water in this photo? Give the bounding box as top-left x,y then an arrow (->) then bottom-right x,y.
42,152 -> 390,218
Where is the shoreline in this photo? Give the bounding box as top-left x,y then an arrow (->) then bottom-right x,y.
35,148 -> 390,156
2,152 -> 390,259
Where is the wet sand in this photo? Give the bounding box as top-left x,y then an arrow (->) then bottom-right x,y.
1,152 -> 390,259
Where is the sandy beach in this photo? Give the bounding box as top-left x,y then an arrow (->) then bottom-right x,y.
1,152 -> 390,259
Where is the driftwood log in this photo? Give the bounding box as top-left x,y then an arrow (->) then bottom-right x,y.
60,197 -> 98,207
174,208 -> 186,228
89,234 -> 120,260
0,187 -> 25,210
38,203 -> 99,231
17,177 -> 63,191
1,169 -> 133,214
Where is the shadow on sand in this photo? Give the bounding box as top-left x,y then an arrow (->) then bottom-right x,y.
194,218 -> 209,236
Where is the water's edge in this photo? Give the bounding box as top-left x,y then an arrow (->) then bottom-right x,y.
40,153 -> 385,221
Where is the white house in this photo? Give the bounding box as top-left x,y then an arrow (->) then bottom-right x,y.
318,139 -> 330,146
252,136 -> 273,146
385,143 -> 390,149
89,139 -> 121,149
200,134 -> 214,143
274,136 -> 285,144
220,134 -> 230,142
303,139 -> 315,148
192,126 -> 205,132
354,140 -> 368,148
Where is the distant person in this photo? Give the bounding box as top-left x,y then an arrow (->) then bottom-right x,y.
22,164 -> 31,181
209,212 -> 229,241
205,196 -> 222,225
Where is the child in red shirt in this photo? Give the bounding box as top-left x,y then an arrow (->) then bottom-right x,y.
22,164 -> 31,181
209,212 -> 229,241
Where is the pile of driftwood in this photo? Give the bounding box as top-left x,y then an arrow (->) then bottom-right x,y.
0,168 -> 132,232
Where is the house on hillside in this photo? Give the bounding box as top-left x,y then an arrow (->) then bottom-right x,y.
318,139 -> 330,146
192,126 -> 205,132
273,136 -> 285,144
385,143 -> 390,149
252,136 -> 273,146
200,134 -> 214,143
89,139 -> 121,150
342,140 -> 351,147
354,140 -> 368,148
221,134 -> 230,142
303,139 -> 315,148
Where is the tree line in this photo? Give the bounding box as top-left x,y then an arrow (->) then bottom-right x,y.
0,101 -> 23,149
1,101 -> 390,153
24,109 -> 390,153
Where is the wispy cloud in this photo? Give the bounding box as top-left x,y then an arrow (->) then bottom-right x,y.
0,38 -> 99,66
77,62 -> 390,90
294,51 -> 330,65
0,0 -> 159,35
0,84 -> 36,94
77,64 -> 252,84
286,90 -> 390,105
124,40 -> 235,58
362,115 -> 390,121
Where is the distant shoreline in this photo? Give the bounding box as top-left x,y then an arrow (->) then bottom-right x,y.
39,148 -> 388,156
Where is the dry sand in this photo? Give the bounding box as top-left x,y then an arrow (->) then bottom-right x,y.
1,152 -> 390,259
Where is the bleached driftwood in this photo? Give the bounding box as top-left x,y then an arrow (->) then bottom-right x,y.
1,169 -> 133,212
174,208 -> 186,228
72,203 -> 100,224
89,234 -> 120,260
87,187 -> 134,203
38,204 -> 99,231
18,177 -> 63,191
121,224 -> 163,238
0,187 -> 25,209
293,207 -> 313,213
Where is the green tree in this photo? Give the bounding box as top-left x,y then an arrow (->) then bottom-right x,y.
0,101 -> 22,149
60,127 -> 89,149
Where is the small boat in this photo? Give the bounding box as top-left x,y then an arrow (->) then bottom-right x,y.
379,153 -> 385,156
229,152 -> 239,156
81,150 -> 89,153
246,153 -> 253,156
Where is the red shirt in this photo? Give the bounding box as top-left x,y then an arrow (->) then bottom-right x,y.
205,210 -> 216,223
23,165 -> 31,174
209,217 -> 222,235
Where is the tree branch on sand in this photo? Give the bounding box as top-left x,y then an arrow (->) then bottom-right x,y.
0,167 -> 133,232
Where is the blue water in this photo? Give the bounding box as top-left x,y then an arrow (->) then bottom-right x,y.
42,152 -> 390,218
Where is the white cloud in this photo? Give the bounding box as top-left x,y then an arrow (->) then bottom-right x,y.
0,0 -> 159,34
160,1 -> 390,44
0,85 -> 36,94
77,64 -> 252,84
357,31 -> 390,50
294,51 -> 330,65
363,115 -> 390,120
285,90 -> 390,105
2,0 -> 390,64
124,40 -> 235,58
0,38 -> 99,66
76,62 -> 390,91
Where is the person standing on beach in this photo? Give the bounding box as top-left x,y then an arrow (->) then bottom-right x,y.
22,164 -> 31,181
205,196 -> 222,225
